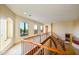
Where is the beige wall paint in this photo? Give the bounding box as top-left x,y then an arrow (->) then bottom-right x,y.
52,20 -> 79,40
0,5 -> 44,44
73,20 -> 79,38
43,24 -> 51,33
14,15 -> 43,43
0,5 -> 44,53
1,4 -> 79,54
1,5 -> 79,43
53,20 -> 75,40
0,5 -> 15,18
0,5 -> 15,53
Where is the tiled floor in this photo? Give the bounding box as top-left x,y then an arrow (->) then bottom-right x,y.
4,43 -> 22,55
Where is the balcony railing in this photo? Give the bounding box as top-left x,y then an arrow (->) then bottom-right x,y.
21,33 -> 51,55
21,32 -> 76,55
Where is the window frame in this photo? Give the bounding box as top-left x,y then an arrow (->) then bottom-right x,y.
20,22 -> 29,37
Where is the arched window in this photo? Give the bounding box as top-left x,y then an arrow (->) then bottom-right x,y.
20,22 -> 29,36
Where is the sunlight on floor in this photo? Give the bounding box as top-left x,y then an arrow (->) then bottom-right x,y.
4,43 -> 22,55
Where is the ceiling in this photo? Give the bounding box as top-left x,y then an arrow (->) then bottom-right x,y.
6,4 -> 79,24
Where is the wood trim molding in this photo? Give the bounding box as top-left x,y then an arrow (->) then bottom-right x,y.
22,39 -> 66,55
23,36 -> 50,55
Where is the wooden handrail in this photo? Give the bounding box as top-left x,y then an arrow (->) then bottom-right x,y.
26,46 -> 40,55
21,32 -> 49,55
24,32 -> 48,39
23,36 -> 50,55
22,32 -> 67,55
22,35 -> 66,54
22,39 -> 66,55
22,32 -> 69,55
52,32 -> 62,39
51,34 -> 66,51
52,32 -> 67,50
22,32 -> 75,55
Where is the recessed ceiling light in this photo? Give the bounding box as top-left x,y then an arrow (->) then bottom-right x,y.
24,12 -> 27,15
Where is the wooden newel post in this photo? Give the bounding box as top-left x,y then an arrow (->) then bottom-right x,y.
70,33 -> 72,49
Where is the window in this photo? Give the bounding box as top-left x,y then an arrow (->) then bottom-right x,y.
0,17 -> 7,51
40,25 -> 43,32
0,17 -> 13,40
0,17 -> 13,51
20,22 -> 29,36
0,17 -> 7,40
34,24 -> 38,34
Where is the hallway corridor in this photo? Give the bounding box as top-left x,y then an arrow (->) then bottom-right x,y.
0,4 -> 79,55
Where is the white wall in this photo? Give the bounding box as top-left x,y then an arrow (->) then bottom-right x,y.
14,15 -> 43,43
53,20 -> 75,40
0,5 -> 15,54
0,5 -> 44,53
73,20 -> 79,38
